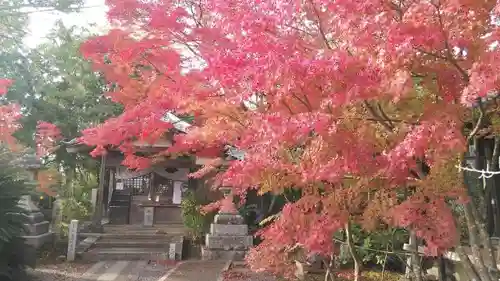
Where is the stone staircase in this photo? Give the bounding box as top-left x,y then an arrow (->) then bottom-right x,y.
78,224 -> 186,261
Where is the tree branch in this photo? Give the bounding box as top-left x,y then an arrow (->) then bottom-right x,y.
468,99 -> 485,141
433,0 -> 470,83
377,102 -> 394,128
363,101 -> 394,131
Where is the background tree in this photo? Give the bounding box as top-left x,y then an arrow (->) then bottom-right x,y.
8,23 -> 122,179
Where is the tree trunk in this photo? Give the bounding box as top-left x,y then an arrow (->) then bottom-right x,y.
437,256 -> 447,281
471,197 -> 497,270
324,253 -> 336,281
481,138 -> 498,269
463,198 -> 493,281
409,232 -> 423,281
458,142 -> 498,281
345,221 -> 362,281
456,245 -> 481,281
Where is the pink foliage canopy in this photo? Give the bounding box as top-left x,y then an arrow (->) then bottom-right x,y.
78,0 -> 500,272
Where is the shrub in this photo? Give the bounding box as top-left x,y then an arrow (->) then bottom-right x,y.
52,172 -> 94,238
181,190 -> 216,241
57,197 -> 91,237
335,224 -> 408,271
0,148 -> 35,280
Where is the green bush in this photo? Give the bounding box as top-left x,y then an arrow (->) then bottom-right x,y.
0,148 -> 34,280
58,197 -> 91,237
335,224 -> 408,270
181,190 -> 215,241
52,171 -> 94,238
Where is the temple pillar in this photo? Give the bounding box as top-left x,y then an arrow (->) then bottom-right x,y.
90,153 -> 106,232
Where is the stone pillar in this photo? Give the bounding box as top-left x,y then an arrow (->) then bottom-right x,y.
201,187 -> 253,261
143,206 -> 154,226
91,188 -> 98,212
66,219 -> 78,261
50,197 -> 62,237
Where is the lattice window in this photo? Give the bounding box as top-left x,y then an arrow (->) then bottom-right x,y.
123,174 -> 151,195
155,178 -> 173,196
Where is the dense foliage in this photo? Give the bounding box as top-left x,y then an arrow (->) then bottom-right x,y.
0,147 -> 34,281
0,0 -> 122,200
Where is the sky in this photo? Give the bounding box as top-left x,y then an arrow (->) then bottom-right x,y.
25,0 -> 109,47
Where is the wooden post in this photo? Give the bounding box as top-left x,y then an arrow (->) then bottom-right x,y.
91,153 -> 106,231
67,219 -> 78,261
405,234 -> 417,279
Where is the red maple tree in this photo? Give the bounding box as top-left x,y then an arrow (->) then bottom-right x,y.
0,79 -> 22,149
79,0 -> 500,279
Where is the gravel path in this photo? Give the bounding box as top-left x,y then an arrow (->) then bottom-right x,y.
27,259 -> 234,281
26,260 -> 178,281
27,262 -> 94,281
222,262 -> 278,281
221,270 -> 278,281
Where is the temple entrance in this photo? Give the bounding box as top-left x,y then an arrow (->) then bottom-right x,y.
109,166 -> 189,225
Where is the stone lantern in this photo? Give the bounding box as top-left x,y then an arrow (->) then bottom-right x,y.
201,186 -> 253,260
16,151 -> 53,266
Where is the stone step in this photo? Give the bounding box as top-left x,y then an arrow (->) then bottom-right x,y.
80,247 -> 172,262
103,224 -> 186,233
101,230 -> 187,237
80,232 -> 183,240
93,239 -> 174,248
103,226 -> 186,232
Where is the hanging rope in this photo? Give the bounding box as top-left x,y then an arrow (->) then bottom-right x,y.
456,165 -> 500,179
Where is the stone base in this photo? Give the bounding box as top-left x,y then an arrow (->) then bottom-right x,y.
171,237 -> 184,260
201,246 -> 247,261
23,221 -> 50,236
214,214 -> 245,225
206,234 -> 252,250
210,224 -> 248,235
22,211 -> 46,224
22,231 -> 53,249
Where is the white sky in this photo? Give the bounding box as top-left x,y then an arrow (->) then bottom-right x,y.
25,0 -> 109,47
